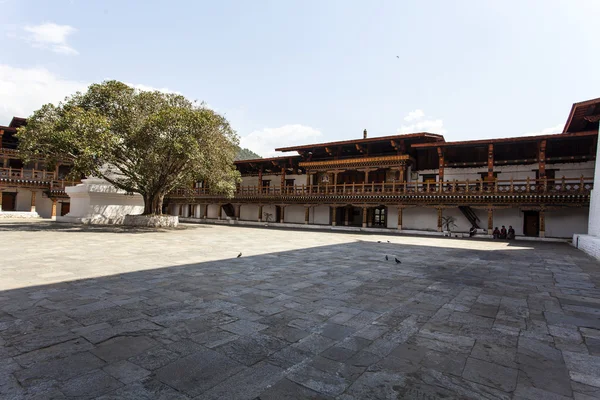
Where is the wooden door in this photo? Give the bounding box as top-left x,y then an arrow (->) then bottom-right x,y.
1,192 -> 16,211
523,211 -> 539,236
60,202 -> 70,216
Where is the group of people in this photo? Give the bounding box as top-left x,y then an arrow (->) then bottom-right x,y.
493,225 -> 515,240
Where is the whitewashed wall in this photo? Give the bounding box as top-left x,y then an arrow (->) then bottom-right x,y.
312,205 -> 330,225
36,195 -> 53,218
403,208 -> 438,231
240,173 -> 306,187
262,205 -> 277,222
15,189 -> 32,212
546,208 -> 588,238
417,161 -> 594,182
284,205 -> 305,224
492,208 -> 523,236
387,206 -> 398,228
440,207 -> 487,232
207,204 -> 220,219
240,204 -> 258,221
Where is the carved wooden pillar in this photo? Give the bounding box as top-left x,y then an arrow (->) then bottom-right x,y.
437,207 -> 443,232
487,144 -> 494,179
362,206 -> 368,228
487,208 -> 493,235
397,206 -> 403,230
280,168 -> 286,192
0,191 -> 3,212
331,206 -> 337,226
258,205 -> 263,222
364,169 -> 370,184
258,168 -> 263,191
398,163 -> 406,183
344,207 -> 350,226
234,204 -> 241,220
217,204 -> 222,220
279,205 -> 285,223
539,210 -> 545,238
304,206 -> 310,224
51,199 -> 57,218
203,204 -> 208,219
30,191 -> 36,213
437,147 -> 444,183
538,140 -> 547,179
306,172 -> 311,186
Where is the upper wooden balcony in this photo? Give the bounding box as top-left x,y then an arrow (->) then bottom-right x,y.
0,167 -> 78,196
171,177 -> 593,206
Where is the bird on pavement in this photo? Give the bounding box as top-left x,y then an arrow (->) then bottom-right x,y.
395,257 -> 401,264
377,241 -> 381,243
237,252 -> 242,258
385,255 -> 389,261
387,240 -> 390,243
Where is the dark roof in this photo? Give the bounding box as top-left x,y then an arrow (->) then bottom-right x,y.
234,155 -> 302,165
563,97 -> 600,133
274,132 -> 444,152
412,130 -> 598,149
9,117 -> 26,129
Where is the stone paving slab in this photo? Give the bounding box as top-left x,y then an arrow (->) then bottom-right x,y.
1,220 -> 600,399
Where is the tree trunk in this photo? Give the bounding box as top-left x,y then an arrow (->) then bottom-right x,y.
142,192 -> 165,215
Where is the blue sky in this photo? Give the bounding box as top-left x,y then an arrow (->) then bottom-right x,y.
2,0 -> 599,157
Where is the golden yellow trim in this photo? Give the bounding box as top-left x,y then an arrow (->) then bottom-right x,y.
300,154 -> 410,169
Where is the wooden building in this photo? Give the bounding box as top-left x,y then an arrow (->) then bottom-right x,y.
0,117 -> 74,218
168,98 -> 599,239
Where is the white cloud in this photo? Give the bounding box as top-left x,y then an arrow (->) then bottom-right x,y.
0,64 -> 185,124
523,123 -> 563,136
404,109 -> 425,122
0,64 -> 87,123
126,83 -> 181,95
23,23 -> 78,55
397,110 -> 446,135
239,124 -> 322,158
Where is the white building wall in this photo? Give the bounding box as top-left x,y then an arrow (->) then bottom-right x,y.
492,208 -> 523,236
440,207 -> 486,233
403,208 -> 437,231
387,206 -> 398,229
284,205 -> 305,224
262,205 -> 277,222
36,196 -> 53,218
15,189 -> 32,212
546,208 -> 588,238
416,161 -> 594,182
312,205 -> 330,225
240,204 -> 258,221
207,204 -> 220,219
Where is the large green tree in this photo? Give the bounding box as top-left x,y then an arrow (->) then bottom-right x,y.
17,80 -> 240,215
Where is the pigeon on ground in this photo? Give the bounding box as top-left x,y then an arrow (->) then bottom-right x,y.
387,240 -> 390,243
395,257 -> 401,264
377,241 -> 381,243
385,255 -> 389,261
237,252 -> 242,258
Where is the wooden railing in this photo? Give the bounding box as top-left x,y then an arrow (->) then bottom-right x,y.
50,179 -> 79,192
175,177 -> 593,198
0,167 -> 56,181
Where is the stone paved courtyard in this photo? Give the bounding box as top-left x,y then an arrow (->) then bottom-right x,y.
1,220 -> 600,399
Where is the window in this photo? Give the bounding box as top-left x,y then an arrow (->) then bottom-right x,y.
261,180 -> 270,193
373,207 -> 386,226
422,174 -> 436,183
285,179 -> 295,187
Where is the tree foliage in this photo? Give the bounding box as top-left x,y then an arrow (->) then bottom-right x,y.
235,147 -> 261,161
17,80 -> 240,215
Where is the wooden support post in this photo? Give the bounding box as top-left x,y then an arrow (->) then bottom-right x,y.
397,206 -> 403,230
51,198 -> 57,218
234,204 -> 241,220
258,168 -> 263,192
280,167 -> 286,193
279,205 -> 285,223
258,205 -> 263,222
487,143 -> 494,179
217,204 -> 222,220
487,208 -> 493,235
0,129 -> 3,149
437,207 -> 442,232
304,206 -> 310,224
437,147 -> 444,183
331,206 -> 337,226
345,207 -> 350,226
539,210 -> 545,238
362,206 -> 368,228
364,169 -> 370,184
538,140 -> 547,179
203,204 -> 208,219
0,191 -> 3,212
30,191 -> 36,213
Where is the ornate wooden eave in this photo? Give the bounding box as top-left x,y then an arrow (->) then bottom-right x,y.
299,154 -> 412,170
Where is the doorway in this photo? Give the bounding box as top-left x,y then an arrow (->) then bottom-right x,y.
1,192 -> 16,211
523,211 -> 539,236
60,202 -> 70,216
